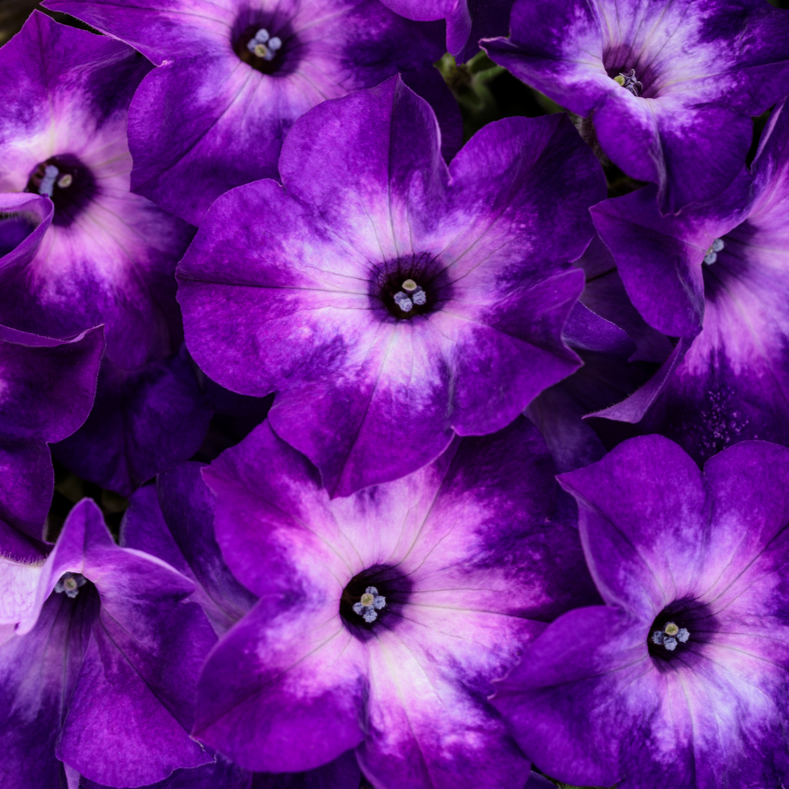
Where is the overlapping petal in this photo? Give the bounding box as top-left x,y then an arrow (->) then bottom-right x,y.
197,414 -> 594,785
2,499 -> 216,787
47,0 -> 446,224
592,100 -> 789,462
53,347 -> 212,496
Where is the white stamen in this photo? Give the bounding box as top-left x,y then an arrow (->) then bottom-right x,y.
353,586 -> 386,623
247,29 -> 280,61
704,238 -> 724,265
402,279 -> 418,292
57,173 -> 73,189
394,291 -> 413,312
412,288 -> 426,306
39,164 -> 59,198
652,621 -> 690,652
54,571 -> 87,599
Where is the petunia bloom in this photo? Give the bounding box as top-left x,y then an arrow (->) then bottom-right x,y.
45,0 -> 448,225
484,0 -> 789,213
118,463 -> 363,789
493,435 -> 789,788
589,98 -> 789,463
0,12 -> 194,369
0,498 -> 217,788
178,76 -> 604,496
192,416 -> 597,788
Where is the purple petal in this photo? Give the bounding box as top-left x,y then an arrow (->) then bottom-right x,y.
0,324 -> 103,556
53,347 -> 212,496
484,0 -> 789,212
121,462 -> 256,634
252,750 -> 360,788
199,416 -> 595,780
193,598 -> 369,772
558,434 -> 709,621
49,0 -> 444,225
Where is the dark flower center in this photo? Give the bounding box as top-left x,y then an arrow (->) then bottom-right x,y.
613,68 -> 643,97
340,564 -> 412,641
234,20 -> 297,76
647,599 -> 716,665
25,154 -> 97,227
372,252 -> 452,321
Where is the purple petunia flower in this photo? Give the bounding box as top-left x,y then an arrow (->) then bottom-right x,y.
45,0 -> 449,226
119,463 -> 363,789
378,0 -> 514,62
178,76 -> 604,496
484,0 -> 789,213
493,435 -> 789,788
190,415 -> 597,788
0,498 -> 218,788
0,12 -> 194,370
589,98 -> 789,463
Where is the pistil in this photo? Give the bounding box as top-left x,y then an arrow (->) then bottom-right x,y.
393,279 -> 427,313
352,586 -> 386,623
704,238 -> 724,265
